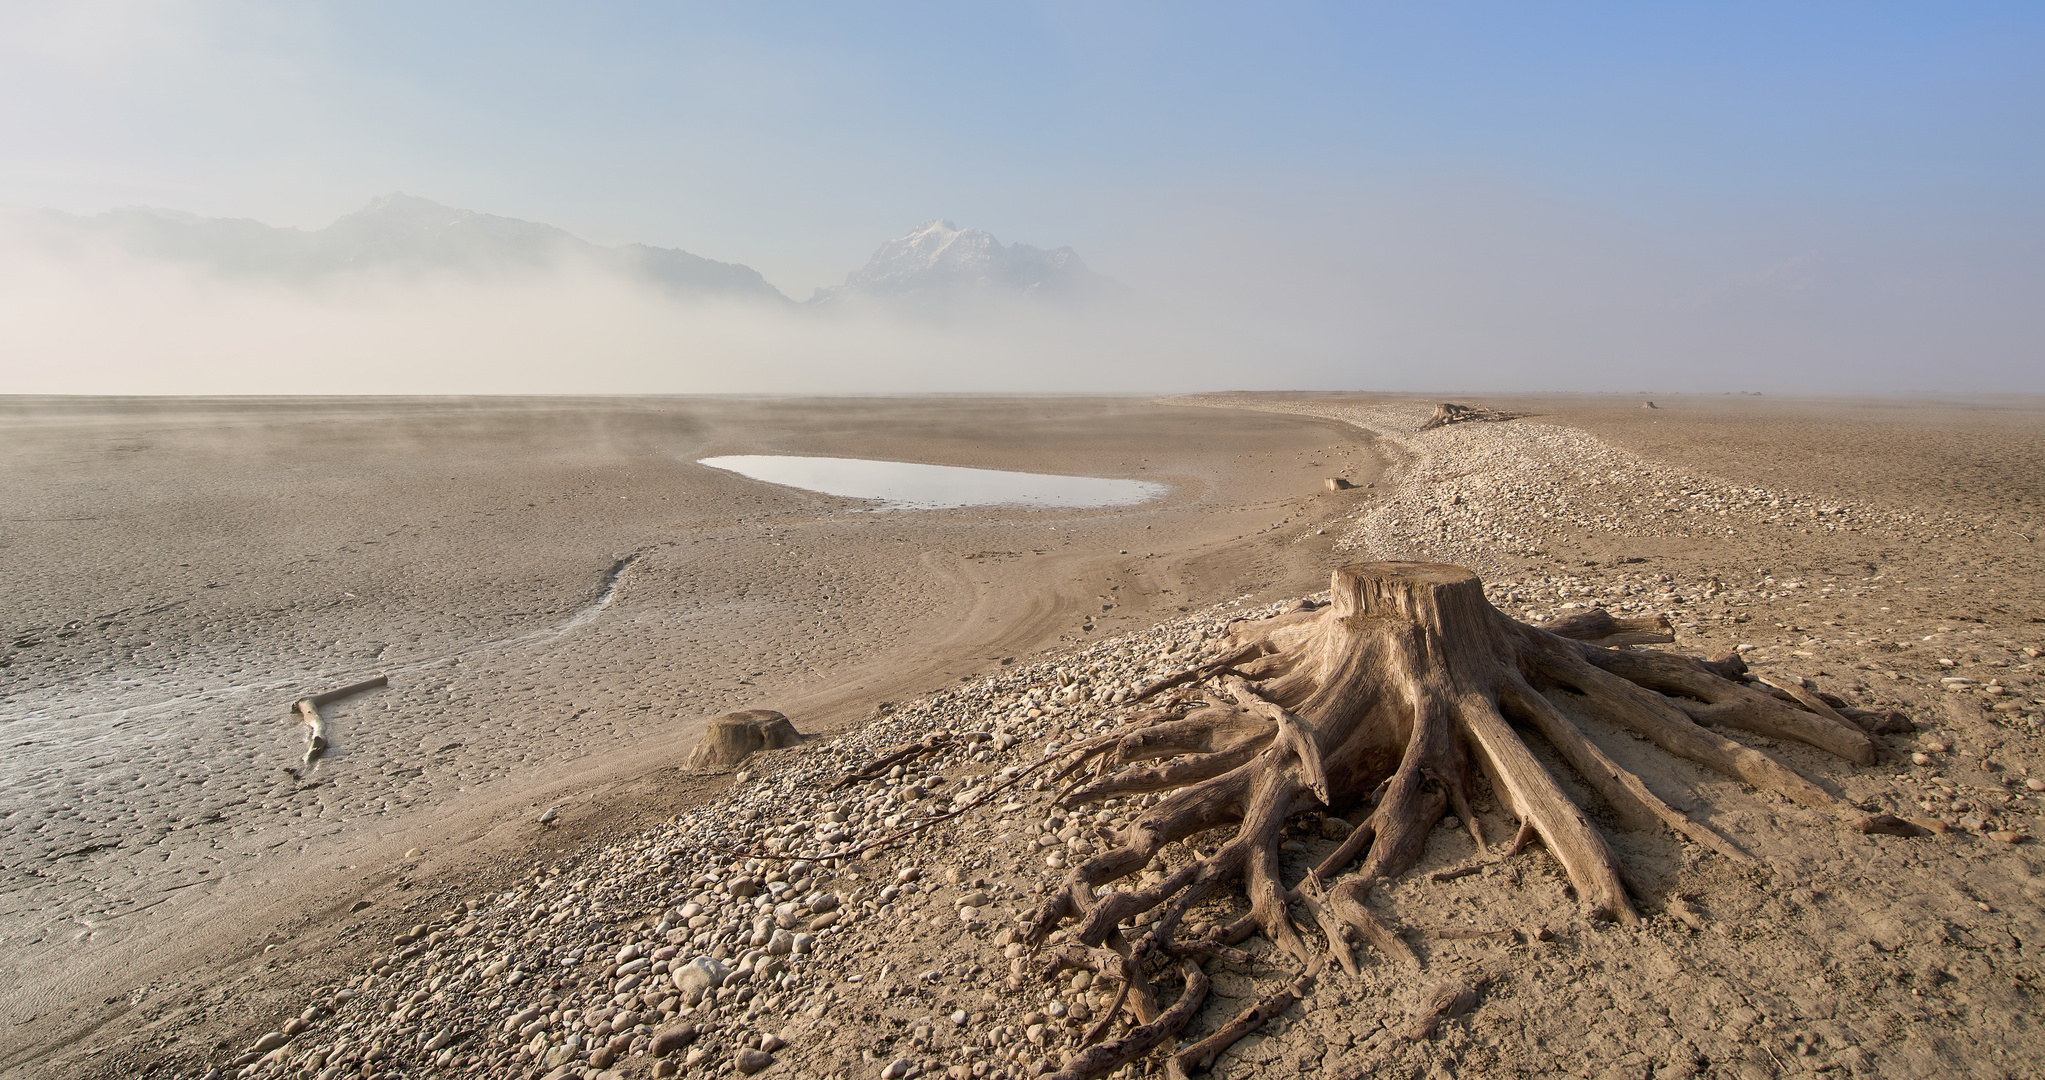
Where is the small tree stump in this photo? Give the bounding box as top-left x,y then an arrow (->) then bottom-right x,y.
686,709 -> 803,771
1417,403 -> 1529,431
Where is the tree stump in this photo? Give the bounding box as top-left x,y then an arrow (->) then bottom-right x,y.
1027,561 -> 1893,1078
1417,402 -> 1529,431
685,709 -> 803,771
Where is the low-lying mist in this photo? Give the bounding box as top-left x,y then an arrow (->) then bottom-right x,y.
6,184 -> 2042,397
0,220 -> 1259,396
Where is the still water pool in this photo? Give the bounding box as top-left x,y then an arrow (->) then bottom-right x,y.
697,455 -> 1166,511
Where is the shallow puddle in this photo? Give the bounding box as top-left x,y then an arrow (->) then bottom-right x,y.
696,455 -> 1166,511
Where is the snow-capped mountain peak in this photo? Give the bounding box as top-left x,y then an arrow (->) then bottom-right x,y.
823,219 -> 1109,303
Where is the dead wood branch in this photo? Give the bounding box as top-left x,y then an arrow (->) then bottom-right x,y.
1403,978 -> 1481,1040
291,674 -> 387,767
1535,608 -> 1674,647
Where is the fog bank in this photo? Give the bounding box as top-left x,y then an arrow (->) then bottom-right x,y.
6,185 -> 2042,396
0,216 -> 1260,395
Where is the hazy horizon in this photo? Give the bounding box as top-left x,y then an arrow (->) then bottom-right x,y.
4,3 -> 2041,395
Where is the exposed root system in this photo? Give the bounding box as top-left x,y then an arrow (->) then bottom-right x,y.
1023,561 -> 1893,1077
1417,403 -> 1532,431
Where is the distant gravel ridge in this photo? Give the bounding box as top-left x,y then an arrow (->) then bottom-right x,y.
1178,396 -> 2017,575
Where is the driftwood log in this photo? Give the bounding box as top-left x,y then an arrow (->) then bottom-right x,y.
1023,561 -> 1899,1078
1417,403 -> 1530,431
291,675 -> 388,767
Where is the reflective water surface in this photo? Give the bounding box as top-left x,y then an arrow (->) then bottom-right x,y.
697,455 -> 1167,510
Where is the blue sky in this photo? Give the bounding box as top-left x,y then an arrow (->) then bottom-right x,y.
3,1 -> 2041,391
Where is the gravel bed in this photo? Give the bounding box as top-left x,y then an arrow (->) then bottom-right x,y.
198,400 -> 2045,1080
205,593 -> 1309,1080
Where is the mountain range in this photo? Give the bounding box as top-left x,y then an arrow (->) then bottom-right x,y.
35,195 -> 1121,309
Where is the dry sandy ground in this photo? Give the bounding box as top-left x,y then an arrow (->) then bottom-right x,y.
1173,392 -> 2045,1078
7,392 -> 2045,1080
0,396 -> 1371,1075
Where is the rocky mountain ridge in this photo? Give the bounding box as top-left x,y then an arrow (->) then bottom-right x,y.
36,197 -> 1119,310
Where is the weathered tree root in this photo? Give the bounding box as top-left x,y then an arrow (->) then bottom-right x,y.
1417,403 -> 1531,431
711,717 -> 1217,865
712,744 -> 1086,863
1029,562 -> 1898,1078
830,733 -> 953,789
1049,961 -> 1209,1080
1130,646 -> 1262,703
1173,958 -> 1321,1073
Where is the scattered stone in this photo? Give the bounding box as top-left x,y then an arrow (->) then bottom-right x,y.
1668,900 -> 1708,932
735,1048 -> 776,1074
671,956 -> 732,1000
651,1023 -> 699,1057
141,425 -> 2036,1080
1860,814 -> 1931,837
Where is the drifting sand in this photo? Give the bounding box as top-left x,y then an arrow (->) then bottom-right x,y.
6,391 -> 2044,1080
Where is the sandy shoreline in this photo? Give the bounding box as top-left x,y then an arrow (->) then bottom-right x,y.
6,391 -> 2045,1079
